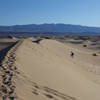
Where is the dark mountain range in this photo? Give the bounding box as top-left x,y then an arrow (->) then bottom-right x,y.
0,24 -> 100,33
0,24 -> 100,36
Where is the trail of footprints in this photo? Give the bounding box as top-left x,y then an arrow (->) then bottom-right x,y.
0,41 -> 22,100
19,65 -> 77,100
18,73 -> 77,100
31,82 -> 77,100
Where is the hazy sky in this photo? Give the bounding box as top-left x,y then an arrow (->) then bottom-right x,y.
0,0 -> 100,26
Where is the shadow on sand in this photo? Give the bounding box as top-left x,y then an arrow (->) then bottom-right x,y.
0,42 -> 17,64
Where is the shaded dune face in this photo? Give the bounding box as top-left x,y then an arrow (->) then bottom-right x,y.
0,38 -> 100,100
0,41 -> 22,100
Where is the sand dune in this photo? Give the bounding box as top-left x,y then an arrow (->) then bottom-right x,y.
0,38 -> 100,100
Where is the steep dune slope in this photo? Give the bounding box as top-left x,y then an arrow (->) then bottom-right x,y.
14,39 -> 100,100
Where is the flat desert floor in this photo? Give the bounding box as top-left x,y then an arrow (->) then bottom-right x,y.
0,37 -> 100,100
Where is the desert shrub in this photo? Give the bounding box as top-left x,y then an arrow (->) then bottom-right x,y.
83,45 -> 87,47
92,53 -> 98,56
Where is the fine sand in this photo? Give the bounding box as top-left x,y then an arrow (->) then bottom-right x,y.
0,38 -> 100,100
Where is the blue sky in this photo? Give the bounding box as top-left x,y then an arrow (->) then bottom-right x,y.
0,0 -> 100,26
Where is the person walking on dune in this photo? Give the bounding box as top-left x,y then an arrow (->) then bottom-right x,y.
70,51 -> 74,58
